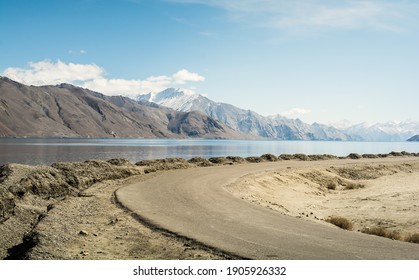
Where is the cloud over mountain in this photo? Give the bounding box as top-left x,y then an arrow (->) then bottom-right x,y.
2,60 -> 205,98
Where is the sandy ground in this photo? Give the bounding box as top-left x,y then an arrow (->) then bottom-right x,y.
27,173 -> 226,260
2,156 -> 418,259
227,160 -> 419,240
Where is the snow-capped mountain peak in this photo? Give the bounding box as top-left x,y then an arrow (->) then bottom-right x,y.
136,88 -> 358,140
343,120 -> 419,141
137,88 -> 201,112
136,88 -> 419,141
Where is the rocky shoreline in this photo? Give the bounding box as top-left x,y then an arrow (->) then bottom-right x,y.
1,152 -> 418,259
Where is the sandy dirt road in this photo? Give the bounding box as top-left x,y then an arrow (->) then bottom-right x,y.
116,158 -> 419,259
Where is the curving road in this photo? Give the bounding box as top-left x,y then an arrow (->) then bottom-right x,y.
116,159 -> 419,259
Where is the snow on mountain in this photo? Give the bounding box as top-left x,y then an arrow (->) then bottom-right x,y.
137,89 -> 419,141
328,119 -> 354,130
137,89 -> 355,141
344,120 -> 419,141
137,88 -> 201,112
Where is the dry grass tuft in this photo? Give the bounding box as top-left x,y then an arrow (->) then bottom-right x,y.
326,216 -> 353,230
260,154 -> 278,162
344,182 -> 365,190
362,227 -> 401,240
326,180 -> 337,190
405,233 -> 419,244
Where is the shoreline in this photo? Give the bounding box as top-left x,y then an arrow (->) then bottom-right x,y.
1,152 -> 418,259
2,137 -> 419,167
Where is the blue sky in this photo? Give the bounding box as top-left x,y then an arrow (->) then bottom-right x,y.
1,0 -> 418,124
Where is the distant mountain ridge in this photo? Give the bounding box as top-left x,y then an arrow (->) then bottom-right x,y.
0,77 -> 243,139
137,88 -> 419,141
137,88 -> 356,141
407,135 -> 419,141
342,121 -> 419,142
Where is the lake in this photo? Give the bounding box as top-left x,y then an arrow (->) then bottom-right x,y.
0,138 -> 418,166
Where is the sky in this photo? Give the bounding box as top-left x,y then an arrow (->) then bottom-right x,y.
1,0 -> 418,125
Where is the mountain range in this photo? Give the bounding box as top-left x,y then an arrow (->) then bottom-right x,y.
137,88 -> 419,141
1,76 -> 418,141
137,89 -> 356,141
0,77 -> 242,139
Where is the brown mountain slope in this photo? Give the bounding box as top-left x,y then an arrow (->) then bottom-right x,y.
0,77 -> 243,139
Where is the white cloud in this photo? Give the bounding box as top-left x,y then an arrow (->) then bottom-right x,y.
3,60 -> 104,86
2,60 -> 205,98
170,0 -> 415,33
173,69 -> 205,84
282,107 -> 312,117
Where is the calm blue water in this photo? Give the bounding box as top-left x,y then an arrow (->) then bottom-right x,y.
0,138 -> 418,166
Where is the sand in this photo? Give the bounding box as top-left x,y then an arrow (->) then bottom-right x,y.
20,173 -> 226,260
2,155 -> 418,259
227,160 -> 419,241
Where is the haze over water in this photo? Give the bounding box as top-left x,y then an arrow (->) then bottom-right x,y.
1,138 -> 418,166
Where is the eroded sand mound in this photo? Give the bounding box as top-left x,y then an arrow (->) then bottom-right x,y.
0,159 -> 144,259
227,161 -> 419,242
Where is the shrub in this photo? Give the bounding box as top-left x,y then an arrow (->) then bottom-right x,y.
326,180 -> 337,190
389,151 -> 403,157
188,157 -> 213,167
405,233 -> 419,244
362,227 -> 401,240
362,154 -> 378,159
278,154 -> 294,160
326,216 -> 353,230
246,156 -> 263,163
260,154 -> 278,161
226,156 -> 246,163
347,153 -> 362,159
293,154 -> 309,161
208,157 -> 228,164
344,182 -> 365,190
